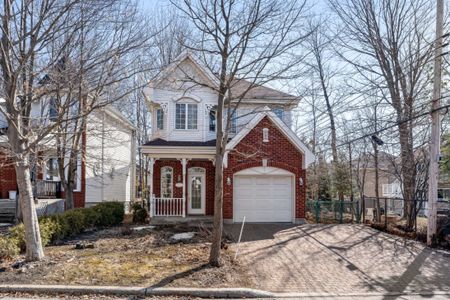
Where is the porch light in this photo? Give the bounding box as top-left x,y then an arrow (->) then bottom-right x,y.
227,177 -> 231,186
299,177 -> 303,186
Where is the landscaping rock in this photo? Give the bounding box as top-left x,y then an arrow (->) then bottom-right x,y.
74,243 -> 95,250
11,261 -> 24,269
170,232 -> 195,242
133,225 -> 155,231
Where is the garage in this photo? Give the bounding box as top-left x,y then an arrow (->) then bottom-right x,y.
233,167 -> 294,223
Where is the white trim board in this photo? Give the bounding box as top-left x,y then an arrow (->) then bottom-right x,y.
225,107 -> 315,169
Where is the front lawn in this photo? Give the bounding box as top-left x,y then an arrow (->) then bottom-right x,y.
0,225 -> 253,288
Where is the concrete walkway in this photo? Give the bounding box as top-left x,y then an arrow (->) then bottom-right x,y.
225,224 -> 450,294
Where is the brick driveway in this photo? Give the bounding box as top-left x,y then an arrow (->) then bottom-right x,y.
225,224 -> 450,293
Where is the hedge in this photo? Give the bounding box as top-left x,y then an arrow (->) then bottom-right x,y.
0,202 -> 124,259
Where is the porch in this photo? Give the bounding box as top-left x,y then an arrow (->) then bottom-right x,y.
142,142 -> 216,219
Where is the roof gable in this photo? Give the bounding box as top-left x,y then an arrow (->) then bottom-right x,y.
150,51 -> 219,90
226,107 -> 315,168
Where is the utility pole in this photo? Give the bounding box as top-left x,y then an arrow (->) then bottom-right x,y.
427,0 -> 444,246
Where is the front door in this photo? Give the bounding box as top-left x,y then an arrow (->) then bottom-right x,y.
188,168 -> 206,215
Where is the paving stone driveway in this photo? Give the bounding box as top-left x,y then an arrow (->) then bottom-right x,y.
225,224 -> 450,294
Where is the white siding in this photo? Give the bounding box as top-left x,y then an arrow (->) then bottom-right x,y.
146,58 -> 295,142
85,110 -> 135,206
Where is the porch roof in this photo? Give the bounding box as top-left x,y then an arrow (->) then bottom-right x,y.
143,138 -> 216,147
141,139 -> 215,159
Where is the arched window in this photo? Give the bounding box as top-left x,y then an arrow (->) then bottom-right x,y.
161,166 -> 173,198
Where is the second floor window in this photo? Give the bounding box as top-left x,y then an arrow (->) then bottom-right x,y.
156,109 -> 164,130
209,109 -> 216,132
230,110 -> 237,133
49,97 -> 58,122
176,103 -> 197,130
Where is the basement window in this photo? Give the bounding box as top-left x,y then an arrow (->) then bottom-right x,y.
263,128 -> 269,143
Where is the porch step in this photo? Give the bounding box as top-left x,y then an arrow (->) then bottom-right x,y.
150,216 -> 213,226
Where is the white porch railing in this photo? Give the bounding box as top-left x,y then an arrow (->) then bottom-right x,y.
150,197 -> 185,217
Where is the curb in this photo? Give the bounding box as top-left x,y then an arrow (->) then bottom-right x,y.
0,285 -> 450,298
0,285 -> 274,298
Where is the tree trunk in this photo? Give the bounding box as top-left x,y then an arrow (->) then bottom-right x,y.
16,159 -> 44,261
65,182 -> 74,210
209,149 -> 224,267
374,142 -> 381,222
399,122 -> 415,229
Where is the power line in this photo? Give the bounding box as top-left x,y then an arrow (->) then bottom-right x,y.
313,95 -> 450,155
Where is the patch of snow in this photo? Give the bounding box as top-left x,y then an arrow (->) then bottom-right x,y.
0,223 -> 12,227
133,225 -> 155,231
171,232 -> 196,241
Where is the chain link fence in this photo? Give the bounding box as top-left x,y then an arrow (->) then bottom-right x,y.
306,197 -> 450,247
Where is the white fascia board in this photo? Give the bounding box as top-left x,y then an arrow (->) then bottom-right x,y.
226,106 -> 315,169
150,51 -> 219,89
140,145 -> 216,157
102,107 -> 136,131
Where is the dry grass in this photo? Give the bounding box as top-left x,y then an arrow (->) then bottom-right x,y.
0,226 -> 253,289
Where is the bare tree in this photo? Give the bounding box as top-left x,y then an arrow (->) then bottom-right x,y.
329,0 -> 435,229
172,0 -> 311,266
48,1 -> 152,210
0,0 -> 151,260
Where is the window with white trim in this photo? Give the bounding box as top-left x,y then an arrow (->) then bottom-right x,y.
230,110 -> 237,133
45,158 -> 60,181
209,109 -> 216,132
156,108 -> 164,130
263,128 -> 269,142
176,103 -> 197,129
49,97 -> 58,122
161,166 -> 173,198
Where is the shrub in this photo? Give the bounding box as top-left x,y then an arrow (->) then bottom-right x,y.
131,202 -> 148,224
93,202 -> 124,227
0,236 -> 20,259
8,218 -> 57,251
5,201 -> 125,255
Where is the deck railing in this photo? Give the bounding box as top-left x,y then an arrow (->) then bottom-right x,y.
150,197 -> 185,217
33,180 -> 62,199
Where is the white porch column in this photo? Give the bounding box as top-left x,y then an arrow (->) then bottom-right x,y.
181,158 -> 187,218
148,157 -> 155,217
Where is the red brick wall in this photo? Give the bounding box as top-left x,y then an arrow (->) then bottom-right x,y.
153,159 -> 215,215
0,154 -> 17,199
224,116 -> 306,220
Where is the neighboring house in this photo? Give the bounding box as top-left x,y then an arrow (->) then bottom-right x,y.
142,52 -> 315,223
0,99 -> 136,210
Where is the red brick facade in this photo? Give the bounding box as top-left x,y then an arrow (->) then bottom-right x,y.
224,116 -> 306,220
153,159 -> 215,215
151,116 -> 306,221
0,131 -> 87,207
0,154 -> 17,199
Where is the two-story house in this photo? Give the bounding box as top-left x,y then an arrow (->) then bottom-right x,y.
142,52 -> 314,223
0,97 -> 136,215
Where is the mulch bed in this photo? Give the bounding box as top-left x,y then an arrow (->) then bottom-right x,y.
0,225 -> 253,289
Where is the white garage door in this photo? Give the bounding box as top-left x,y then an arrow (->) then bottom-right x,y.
234,175 -> 293,222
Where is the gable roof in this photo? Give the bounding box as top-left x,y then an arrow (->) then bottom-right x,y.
149,51 -> 300,105
226,107 -> 315,168
149,51 -> 219,89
